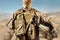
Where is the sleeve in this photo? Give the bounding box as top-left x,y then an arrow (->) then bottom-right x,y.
5,14 -> 15,40
40,13 -> 48,24
40,13 -> 56,27
6,14 -> 13,27
45,16 -> 56,25
40,13 -> 53,23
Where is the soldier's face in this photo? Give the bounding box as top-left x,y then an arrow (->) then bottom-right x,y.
22,0 -> 30,4
22,0 -> 32,9
22,0 -> 27,8
22,0 -> 27,6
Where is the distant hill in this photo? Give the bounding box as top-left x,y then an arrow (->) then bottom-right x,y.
48,11 -> 60,15
0,12 -> 11,19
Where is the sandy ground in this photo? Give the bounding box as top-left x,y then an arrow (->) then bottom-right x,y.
0,15 -> 60,40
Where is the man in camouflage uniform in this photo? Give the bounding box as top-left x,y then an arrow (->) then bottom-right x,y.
4,0 -> 57,40
5,0 -> 40,40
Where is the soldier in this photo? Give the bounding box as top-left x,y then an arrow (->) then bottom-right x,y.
4,0 -> 57,40
5,0 -> 40,40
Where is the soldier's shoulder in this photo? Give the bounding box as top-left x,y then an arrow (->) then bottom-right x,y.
12,8 -> 23,18
31,8 -> 41,16
31,8 -> 41,12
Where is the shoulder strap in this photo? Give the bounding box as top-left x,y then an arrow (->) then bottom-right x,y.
12,13 -> 18,30
22,13 -> 27,26
22,9 -> 34,33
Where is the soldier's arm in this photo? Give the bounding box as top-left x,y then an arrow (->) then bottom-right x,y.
6,14 -> 13,27
40,14 -> 47,24
47,16 -> 59,31
40,14 -> 55,27
40,14 -> 58,32
5,14 -> 15,40
4,27 -> 14,40
40,14 -> 53,24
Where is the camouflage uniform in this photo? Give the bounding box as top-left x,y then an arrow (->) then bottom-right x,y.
5,8 -> 58,40
4,0 -> 57,40
5,8 -> 41,40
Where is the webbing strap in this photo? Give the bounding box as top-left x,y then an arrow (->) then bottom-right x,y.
12,14 -> 18,30
22,10 -> 34,33
22,10 -> 34,40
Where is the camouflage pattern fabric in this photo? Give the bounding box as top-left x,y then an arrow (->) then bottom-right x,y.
11,8 -> 40,40
5,8 -> 57,40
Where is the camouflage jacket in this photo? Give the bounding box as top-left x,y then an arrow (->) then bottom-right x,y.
6,8 -> 57,39
7,8 -> 41,39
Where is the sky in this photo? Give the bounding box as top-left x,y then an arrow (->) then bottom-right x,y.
0,0 -> 60,14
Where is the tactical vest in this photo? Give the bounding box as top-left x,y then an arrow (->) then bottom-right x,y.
12,8 -> 41,40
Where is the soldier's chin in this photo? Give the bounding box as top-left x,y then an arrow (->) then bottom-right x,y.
23,6 -> 31,11
23,5 -> 30,8
23,5 -> 26,8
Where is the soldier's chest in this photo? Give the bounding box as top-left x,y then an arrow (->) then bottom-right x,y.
16,11 -> 33,23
